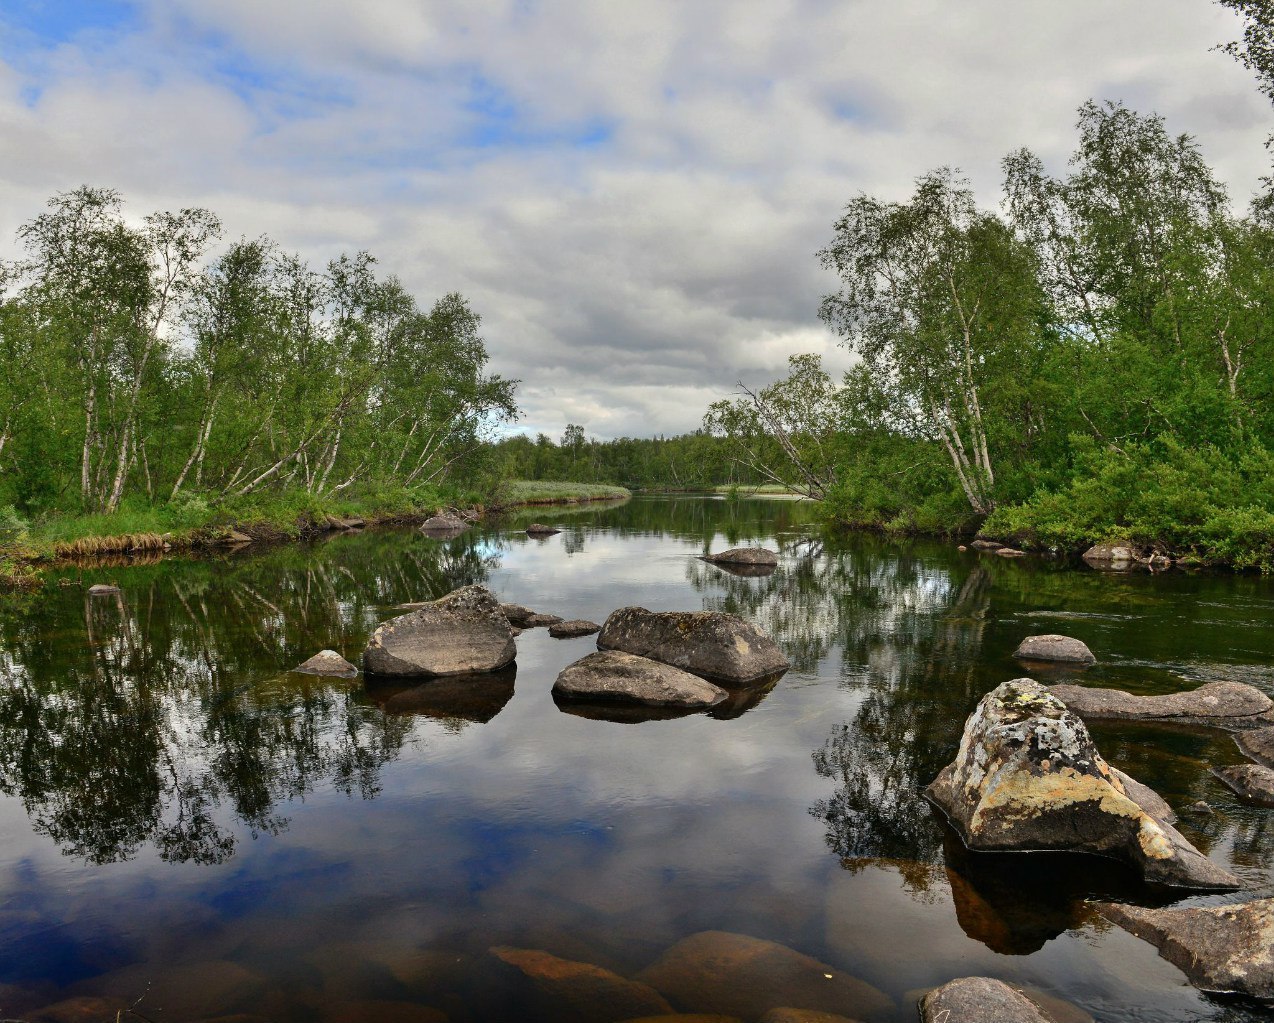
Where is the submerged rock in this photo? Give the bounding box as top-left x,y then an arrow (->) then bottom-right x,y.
501,603 -> 563,629
1238,726 -> 1274,766
1012,634 -> 1095,664
700,547 -> 779,567
636,931 -> 891,1021
554,651 -> 726,708
925,679 -> 1238,890
525,523 -> 561,536
919,977 -> 1062,1023
1049,680 -> 1274,730
490,946 -> 672,1023
364,585 -> 515,677
548,618 -> 601,639
293,649 -> 358,676
759,1011 -> 859,1023
598,607 -> 789,684
1099,898 -> 1274,1001
325,1001 -> 448,1023
1214,764 -> 1274,806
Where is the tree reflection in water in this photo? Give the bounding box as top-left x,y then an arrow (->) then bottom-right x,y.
0,529 -> 500,865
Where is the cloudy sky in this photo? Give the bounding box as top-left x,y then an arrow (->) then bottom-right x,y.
0,1 -> 1269,439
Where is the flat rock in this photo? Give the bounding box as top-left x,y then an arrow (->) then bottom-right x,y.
995,548 -> 1027,558
1214,764 -> 1274,806
635,930 -> 892,1020
87,584 -> 120,596
549,619 -> 601,639
925,679 -> 1239,890
501,603 -> 563,628
554,651 -> 726,708
1099,898 -> 1274,1000
701,547 -> 778,567
525,523 -> 561,536
970,539 -> 1003,551
598,607 -> 789,684
1238,727 -> 1274,766
490,946 -> 671,1023
1049,680 -> 1273,730
364,585 -> 515,677
1013,634 -> 1095,664
294,649 -> 358,676
919,977 -> 1059,1023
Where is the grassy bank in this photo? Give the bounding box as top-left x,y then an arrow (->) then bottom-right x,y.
0,479 -> 633,590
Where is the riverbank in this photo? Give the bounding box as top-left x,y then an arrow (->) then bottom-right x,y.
0,480 -> 632,590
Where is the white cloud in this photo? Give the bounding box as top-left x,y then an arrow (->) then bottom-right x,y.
0,1 -> 1269,437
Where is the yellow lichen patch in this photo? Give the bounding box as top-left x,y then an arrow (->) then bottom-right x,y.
733,636 -> 752,656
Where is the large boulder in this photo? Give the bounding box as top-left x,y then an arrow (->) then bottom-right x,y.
420,512 -> 467,534
1214,764 -> 1274,806
490,946 -> 671,1023
635,931 -> 892,1021
925,679 -> 1239,890
919,977 -> 1063,1023
700,547 -> 779,567
1238,726 -> 1274,766
1049,680 -> 1274,730
1099,898 -> 1274,1001
1012,635 -> 1095,664
293,649 -> 358,677
363,585 -> 515,677
554,651 -> 726,709
598,608 -> 789,684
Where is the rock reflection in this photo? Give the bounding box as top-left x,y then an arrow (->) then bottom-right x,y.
368,665 -> 517,726
0,528 -> 500,864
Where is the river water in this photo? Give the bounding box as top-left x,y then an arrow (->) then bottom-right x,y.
0,495 -> 1271,1022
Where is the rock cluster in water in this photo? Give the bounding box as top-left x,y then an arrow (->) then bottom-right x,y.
597,607 -> 790,684
553,650 -> 727,708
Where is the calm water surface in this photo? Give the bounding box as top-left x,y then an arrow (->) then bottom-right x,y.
0,495 -> 1272,1022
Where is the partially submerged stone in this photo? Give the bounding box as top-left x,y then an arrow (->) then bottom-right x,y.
420,513 -> 467,534
87,583 -> 120,596
548,618 -> 601,639
501,603 -> 563,628
1013,634 -> 1095,664
225,529 -> 254,545
490,946 -> 671,1023
293,649 -> 358,677
925,679 -> 1239,890
364,585 -> 515,677
598,607 -> 789,684
1099,898 -> 1274,1001
995,547 -> 1027,558
1238,726 -> 1274,766
1214,764 -> 1274,806
919,977 -> 1062,1023
1049,680 -> 1274,730
554,651 -> 726,708
636,931 -> 891,1021
969,539 -> 1003,551
1082,543 -> 1141,568
525,523 -> 561,536
700,547 -> 779,567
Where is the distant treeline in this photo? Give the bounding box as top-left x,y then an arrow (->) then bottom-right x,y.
0,187 -> 517,524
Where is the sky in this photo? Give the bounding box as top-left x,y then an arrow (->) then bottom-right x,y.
0,1 -> 1270,441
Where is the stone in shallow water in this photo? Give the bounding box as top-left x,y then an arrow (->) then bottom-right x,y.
700,547 -> 778,567
1238,726 -> 1274,765
364,585 -> 515,677
925,679 -> 1239,890
919,977 -> 1063,1023
1012,634 -> 1095,664
420,513 -> 467,534
294,649 -> 358,676
28,996 -> 128,1023
490,946 -> 671,1023
598,607 -> 789,684
525,523 -> 561,536
548,619 -> 601,639
324,999 -> 450,1023
1050,680 -> 1273,729
87,583 -> 120,596
500,603 -> 562,628
1099,898 -> 1274,1001
635,931 -> 892,1021
759,1010 -> 861,1023
67,960 -> 267,1021
554,651 -> 726,709
1214,764 -> 1274,806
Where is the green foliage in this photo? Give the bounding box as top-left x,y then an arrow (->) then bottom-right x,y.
0,505 -> 28,544
499,480 -> 631,503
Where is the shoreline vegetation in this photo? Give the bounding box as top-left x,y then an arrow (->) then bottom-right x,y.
0,480 -> 631,590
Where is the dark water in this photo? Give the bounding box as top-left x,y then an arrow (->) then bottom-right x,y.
0,495 -> 1271,1022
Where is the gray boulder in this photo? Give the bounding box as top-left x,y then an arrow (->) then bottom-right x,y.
1214,764 -> 1274,806
1049,680 -> 1273,730
1082,543 -> 1141,568
1238,726 -> 1274,766
969,539 -> 1003,551
87,583 -> 121,596
548,619 -> 601,639
1013,634 -> 1095,664
525,523 -> 560,536
293,649 -> 358,677
501,603 -> 563,628
919,977 -> 1061,1023
926,679 -> 1238,890
598,607 -> 789,684
701,547 -> 779,567
553,651 -> 726,708
1099,898 -> 1274,1001
420,512 -> 467,534
363,585 -> 515,677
